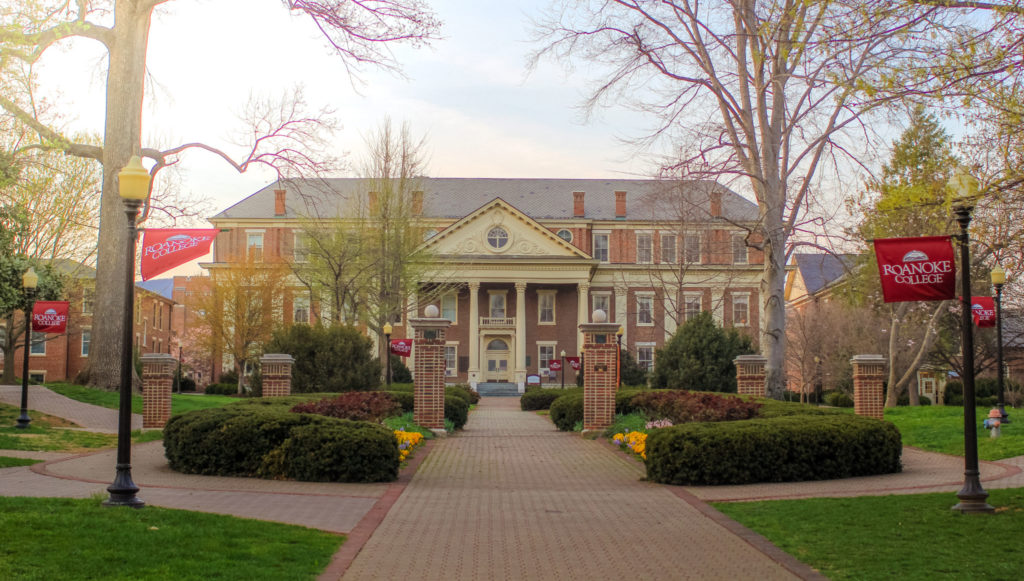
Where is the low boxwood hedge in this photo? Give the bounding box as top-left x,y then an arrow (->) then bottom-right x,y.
645,414 -> 902,485
521,387 -> 583,411
381,391 -> 467,430
260,421 -> 398,482
163,407 -> 399,482
550,392 -> 584,431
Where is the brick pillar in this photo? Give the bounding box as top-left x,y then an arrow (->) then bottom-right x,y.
412,313 -> 451,435
734,354 -> 767,397
852,354 -> 885,420
142,353 -> 176,429
260,354 -> 294,397
580,319 -> 620,434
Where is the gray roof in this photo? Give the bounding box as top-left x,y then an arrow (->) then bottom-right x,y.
212,178 -> 759,223
793,253 -> 856,295
137,279 -> 175,301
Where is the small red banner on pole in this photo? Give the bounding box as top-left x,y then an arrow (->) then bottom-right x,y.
548,360 -> 562,371
970,296 -> 996,327
566,356 -> 581,371
390,338 -> 413,357
873,236 -> 956,303
32,301 -> 70,333
140,229 -> 219,281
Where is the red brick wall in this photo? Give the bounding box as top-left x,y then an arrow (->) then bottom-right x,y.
735,355 -> 767,397
582,324 -> 620,432
413,321 -> 448,430
142,354 -> 175,428
260,354 -> 293,397
852,355 -> 885,420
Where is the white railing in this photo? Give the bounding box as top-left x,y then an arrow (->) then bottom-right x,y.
480,317 -> 515,327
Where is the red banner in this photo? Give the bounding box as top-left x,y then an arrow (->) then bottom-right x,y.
566,356 -> 581,371
970,296 -> 996,327
32,301 -> 69,333
390,338 -> 413,357
548,360 -> 562,371
140,229 -> 219,281
874,236 -> 956,303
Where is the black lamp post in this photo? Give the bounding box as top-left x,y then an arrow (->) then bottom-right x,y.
950,170 -> 993,514
616,325 -> 624,389
16,267 -> 38,429
992,265 -> 1009,423
560,349 -> 566,389
383,322 -> 393,388
104,155 -> 149,509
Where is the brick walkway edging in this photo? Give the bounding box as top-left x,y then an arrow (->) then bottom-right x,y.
317,438 -> 436,581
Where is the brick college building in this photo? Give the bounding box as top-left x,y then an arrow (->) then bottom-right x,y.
207,178 -> 763,392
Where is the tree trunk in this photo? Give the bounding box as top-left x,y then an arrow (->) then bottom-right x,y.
1,315 -> 18,384
87,2 -> 154,390
761,212 -> 788,400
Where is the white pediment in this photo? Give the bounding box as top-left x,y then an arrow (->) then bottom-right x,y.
422,198 -> 590,259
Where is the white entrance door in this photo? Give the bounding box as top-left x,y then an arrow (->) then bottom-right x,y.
486,338 -> 510,381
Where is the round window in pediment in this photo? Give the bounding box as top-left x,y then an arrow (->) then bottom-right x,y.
556,229 -> 573,243
487,226 -> 509,249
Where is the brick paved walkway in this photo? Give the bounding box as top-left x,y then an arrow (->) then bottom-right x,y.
341,398 -> 816,580
0,384 -> 141,432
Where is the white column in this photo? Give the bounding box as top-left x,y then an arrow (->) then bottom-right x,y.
576,281 -> 590,353
614,285 -> 628,346
515,281 -> 527,393
664,308 -> 677,341
468,281 -> 480,390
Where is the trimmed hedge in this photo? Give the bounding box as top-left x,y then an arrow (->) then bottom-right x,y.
627,390 -> 761,423
521,387 -> 583,411
445,396 -> 469,430
645,415 -> 902,485
163,407 -> 399,482
550,392 -> 584,431
824,391 -> 855,408
290,392 -> 401,422
204,382 -> 238,395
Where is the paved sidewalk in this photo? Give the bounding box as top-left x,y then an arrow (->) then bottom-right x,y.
0,383 -> 141,432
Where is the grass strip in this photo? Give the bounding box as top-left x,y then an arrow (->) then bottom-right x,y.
885,405 -> 1024,460
46,382 -> 238,416
0,497 -> 342,580
0,403 -> 158,451
0,456 -> 42,468
715,487 -> 1024,580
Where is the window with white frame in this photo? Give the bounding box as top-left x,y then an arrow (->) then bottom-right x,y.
732,234 -> 748,264
81,329 -> 91,357
293,232 -> 309,263
661,234 -> 677,263
593,232 -> 609,262
30,331 -> 45,355
538,291 -> 556,324
489,292 -> 506,318
82,287 -> 95,315
637,294 -> 654,325
445,345 -> 457,377
592,293 -> 611,318
293,294 -> 310,324
636,232 -> 653,264
732,294 -> 750,326
684,233 -> 701,263
684,294 -> 702,321
637,343 -> 655,372
441,293 -> 457,323
538,344 -> 556,375
246,231 -> 264,261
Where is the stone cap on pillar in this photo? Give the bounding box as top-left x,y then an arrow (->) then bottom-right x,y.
733,354 -> 766,373
850,354 -> 886,365
260,353 -> 295,366
141,353 -> 177,365
409,317 -> 451,340
579,322 -> 620,346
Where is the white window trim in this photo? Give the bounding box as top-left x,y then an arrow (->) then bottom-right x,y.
487,290 -> 508,318
441,293 -> 459,324
732,234 -> 749,264
683,292 -> 703,321
660,233 -> 677,264
732,292 -> 751,327
591,291 -> 612,317
81,328 -> 91,357
444,343 -> 458,377
637,341 -> 656,371
635,230 -> 653,264
293,232 -> 308,263
537,290 -> 557,325
636,292 -> 655,327
537,341 -> 558,376
593,230 -> 611,263
30,331 -> 46,356
293,293 -> 311,324
683,232 -> 702,264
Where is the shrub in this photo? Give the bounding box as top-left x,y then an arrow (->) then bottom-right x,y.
627,390 -> 762,424
449,384 -> 481,405
385,390 -> 414,413
259,421 -> 399,482
219,369 -> 239,385
445,395 -> 469,430
290,392 -> 401,422
264,324 -> 380,392
390,356 -> 413,383
896,393 -> 934,406
649,311 -> 754,392
205,383 -> 238,396
755,399 -> 847,418
824,391 -> 855,408
619,348 -> 649,387
615,389 -> 649,414
550,392 -> 584,431
521,387 -> 582,411
645,415 -> 902,485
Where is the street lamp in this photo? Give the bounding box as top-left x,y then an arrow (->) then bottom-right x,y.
16,267 -> 38,429
616,325 -> 624,389
950,169 -> 992,514
104,155 -> 149,509
992,265 -> 1009,423
383,322 -> 393,388
560,349 -> 566,389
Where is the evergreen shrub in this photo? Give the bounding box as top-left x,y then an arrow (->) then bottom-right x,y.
265,324 -> 379,392
824,391 -> 855,408
550,392 -> 584,431
204,382 -> 238,395
290,392 -> 401,422
628,390 -> 762,424
521,387 -> 583,411
645,415 -> 902,485
445,396 -> 469,430
259,421 -> 398,482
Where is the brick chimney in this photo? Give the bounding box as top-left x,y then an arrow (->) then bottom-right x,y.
710,191 -> 722,218
274,189 -> 286,216
412,190 -> 424,215
615,191 -> 627,219
368,191 -> 378,215
573,191 -> 585,217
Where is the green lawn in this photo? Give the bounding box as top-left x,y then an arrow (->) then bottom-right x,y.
716,487 -> 1024,580
884,405 -> 1024,460
0,497 -> 342,580
0,456 -> 41,468
0,403 -> 157,452
47,382 -> 238,416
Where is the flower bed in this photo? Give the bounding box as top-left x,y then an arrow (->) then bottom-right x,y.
394,429 -> 424,463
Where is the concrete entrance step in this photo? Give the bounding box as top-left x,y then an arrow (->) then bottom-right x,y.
476,382 -> 520,397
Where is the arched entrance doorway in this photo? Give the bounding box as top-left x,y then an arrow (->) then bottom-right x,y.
485,338 -> 511,382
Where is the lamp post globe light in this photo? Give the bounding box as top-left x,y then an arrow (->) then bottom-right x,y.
950,169 -> 993,514
992,265 -> 1009,423
104,155 -> 149,509
560,349 -> 566,389
16,267 -> 39,429
383,322 -> 393,388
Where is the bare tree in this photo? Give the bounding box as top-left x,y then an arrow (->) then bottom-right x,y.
0,0 -> 440,389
